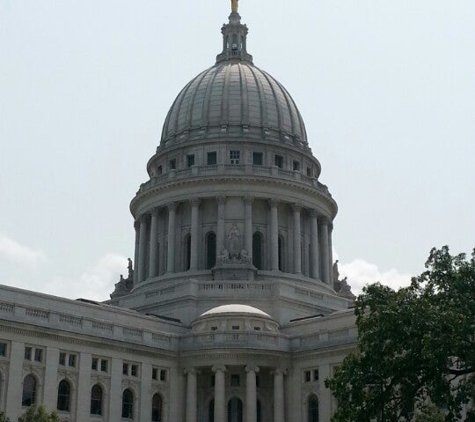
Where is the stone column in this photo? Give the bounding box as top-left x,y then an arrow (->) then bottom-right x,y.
310,210 -> 320,280
319,217 -> 330,284
246,366 -> 259,422
274,368 -> 286,422
149,208 -> 159,278
292,205 -> 302,274
213,365 -> 227,422
269,199 -> 279,271
167,203 -> 177,273
190,198 -> 200,270
329,222 -> 334,281
138,215 -> 148,282
216,196 -> 226,258
185,368 -> 198,422
133,220 -> 140,284
244,196 -> 253,258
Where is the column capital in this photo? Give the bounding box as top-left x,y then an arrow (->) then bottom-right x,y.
168,202 -> 178,212
150,207 -> 160,217
212,365 -> 227,374
190,198 -> 201,207
269,198 -> 279,208
318,215 -> 330,225
272,368 -> 288,376
292,204 -> 302,213
184,367 -> 199,376
309,209 -> 319,218
134,219 -> 140,230
245,366 -> 260,374
216,195 -> 226,205
243,195 -> 254,205
138,214 -> 148,223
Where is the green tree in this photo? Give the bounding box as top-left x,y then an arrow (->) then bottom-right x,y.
18,406 -> 59,422
414,404 -> 445,422
0,412 -> 11,422
325,246 -> 475,422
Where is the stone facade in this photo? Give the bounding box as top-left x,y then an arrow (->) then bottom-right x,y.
0,7 -> 356,422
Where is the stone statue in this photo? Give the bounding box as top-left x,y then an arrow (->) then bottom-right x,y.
228,225 -> 241,258
110,259 -> 134,299
231,0 -> 239,14
127,257 -> 134,280
333,260 -> 340,285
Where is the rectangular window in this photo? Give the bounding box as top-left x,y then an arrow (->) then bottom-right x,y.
207,151 -> 217,165
253,152 -> 263,166
123,363 -> 129,375
34,348 -> 43,362
157,165 -> 163,175
59,352 -> 66,366
24,346 -> 32,361
232,325 -> 240,330
304,370 -> 311,383
231,374 -> 240,387
152,368 -> 158,380
100,359 -> 108,373
313,369 -> 319,381
293,160 -> 300,171
169,158 -> 177,170
229,150 -> 240,165
131,364 -> 138,377
68,354 -> 76,367
0,342 -> 7,357
92,357 -> 98,371
160,369 -> 167,382
274,155 -> 284,168
307,167 -> 313,177
187,154 -> 195,167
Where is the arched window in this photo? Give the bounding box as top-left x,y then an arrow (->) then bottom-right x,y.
308,394 -> 319,422
90,384 -> 103,415
208,399 -> 215,422
22,374 -> 37,407
206,232 -> 217,269
151,393 -> 163,422
57,379 -> 71,412
278,236 -> 284,271
184,234 -> 191,271
252,232 -> 263,270
122,389 -> 134,419
227,397 -> 243,422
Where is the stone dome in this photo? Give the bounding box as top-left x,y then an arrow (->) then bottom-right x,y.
160,12 -> 308,150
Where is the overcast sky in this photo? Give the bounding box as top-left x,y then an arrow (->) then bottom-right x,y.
1,0 -> 474,301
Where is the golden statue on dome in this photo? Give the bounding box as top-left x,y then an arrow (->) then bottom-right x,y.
231,0 -> 239,13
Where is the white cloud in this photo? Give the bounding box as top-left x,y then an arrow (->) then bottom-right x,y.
44,254 -> 128,301
339,259 -> 412,296
0,233 -> 48,267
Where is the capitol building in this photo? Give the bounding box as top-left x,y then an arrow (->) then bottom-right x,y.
0,4 -> 357,422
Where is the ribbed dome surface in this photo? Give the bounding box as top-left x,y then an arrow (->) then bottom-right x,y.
161,61 -> 308,147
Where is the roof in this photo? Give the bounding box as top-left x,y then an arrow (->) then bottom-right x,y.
200,304 -> 273,319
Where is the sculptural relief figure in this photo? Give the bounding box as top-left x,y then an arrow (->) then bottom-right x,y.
228,225 -> 241,258
231,0 -> 239,14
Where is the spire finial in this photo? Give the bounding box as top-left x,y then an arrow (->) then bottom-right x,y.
231,0 -> 239,14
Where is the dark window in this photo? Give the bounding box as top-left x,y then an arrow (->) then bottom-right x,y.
187,154 -> 195,167
257,400 -> 262,422
232,326 -> 240,331
157,165 -> 163,175
254,327 -> 261,331
274,155 -> 283,168
100,359 -> 108,372
22,374 -> 37,407
169,159 -> 177,170
313,369 -> 319,381
230,151 -> 240,165
209,399 -> 215,422
227,397 -> 243,422
131,365 -> 138,377
206,232 -> 217,269
160,370 -> 167,382
305,371 -> 311,383
123,363 -> 129,375
91,358 -> 98,371
57,379 -> 71,412
151,394 -> 163,422
211,375 -> 215,387
207,152 -> 217,165
59,352 -> 66,366
252,232 -> 263,270
152,368 -> 158,380
68,354 -> 76,367
307,167 -> 313,177
278,236 -> 284,271
253,152 -> 263,166
308,395 -> 319,422
90,384 -> 103,415
24,347 -> 32,361
293,160 -> 300,171
34,349 -> 42,362
122,389 -> 134,419
0,342 -> 6,357
230,374 -> 240,387
184,234 -> 191,271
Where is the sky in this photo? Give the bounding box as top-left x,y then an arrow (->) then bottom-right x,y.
1,0 -> 474,301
